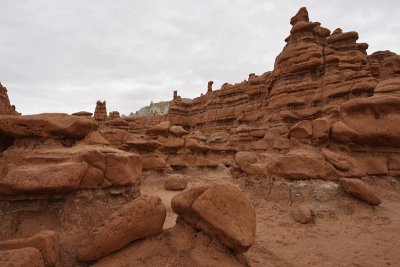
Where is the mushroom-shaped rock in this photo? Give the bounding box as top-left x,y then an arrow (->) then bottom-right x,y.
164,174 -> 188,191
339,178 -> 381,205
0,247 -> 45,267
172,184 -> 256,253
0,230 -> 59,267
77,195 -> 166,261
290,205 -> 313,224
171,185 -> 210,227
169,125 -> 189,137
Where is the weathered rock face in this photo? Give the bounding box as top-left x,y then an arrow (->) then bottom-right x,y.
0,82 -> 19,115
331,95 -> 400,146
77,195 -> 166,262
168,72 -> 271,128
0,247 -> 45,267
172,184 -> 256,253
267,149 -> 338,180
0,113 -> 98,139
94,100 -> 107,121
0,145 -> 142,196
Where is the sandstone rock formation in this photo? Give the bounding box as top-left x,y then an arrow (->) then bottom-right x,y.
164,174 -> 188,191
0,230 -> 59,267
77,195 -> 166,261
0,82 -> 18,115
94,100 -> 107,121
172,184 -> 256,252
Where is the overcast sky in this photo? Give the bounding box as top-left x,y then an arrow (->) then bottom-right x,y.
1,0 -> 399,115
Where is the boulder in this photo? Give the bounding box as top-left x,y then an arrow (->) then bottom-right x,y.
339,178 -> 381,205
77,195 -> 166,261
164,175 -> 188,191
0,162 -> 88,196
0,113 -> 98,139
0,230 -> 59,267
333,96 -> 400,146
172,184 -> 256,253
192,184 -> 256,252
290,205 -> 313,224
0,247 -> 45,267
171,185 -> 210,227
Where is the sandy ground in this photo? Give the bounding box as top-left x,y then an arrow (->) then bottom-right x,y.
1,169 -> 398,266
140,169 -> 400,267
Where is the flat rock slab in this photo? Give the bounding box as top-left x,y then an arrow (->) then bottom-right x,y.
0,230 -> 59,267
77,195 -> 166,261
0,113 -> 98,139
267,149 -> 339,180
0,145 -> 142,195
0,162 -> 88,196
